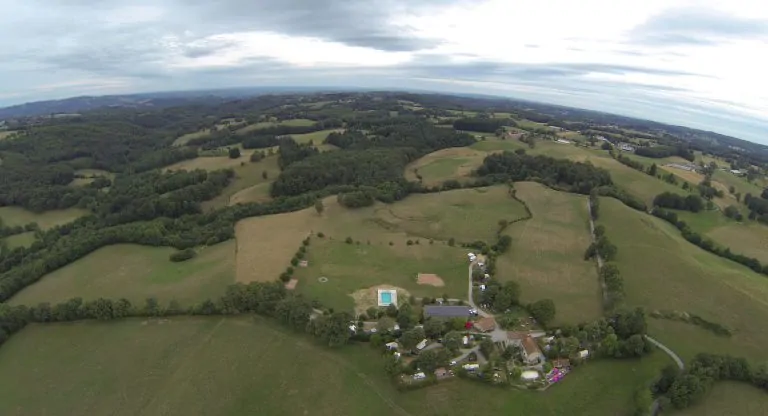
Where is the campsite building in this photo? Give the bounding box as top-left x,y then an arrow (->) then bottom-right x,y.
473,317 -> 497,332
424,305 -> 473,319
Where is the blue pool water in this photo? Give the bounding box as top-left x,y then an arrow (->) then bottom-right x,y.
380,292 -> 392,304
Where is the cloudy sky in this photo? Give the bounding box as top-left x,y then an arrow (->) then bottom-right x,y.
1,0 -> 767,143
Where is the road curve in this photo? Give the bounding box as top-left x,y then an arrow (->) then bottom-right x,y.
645,335 -> 684,370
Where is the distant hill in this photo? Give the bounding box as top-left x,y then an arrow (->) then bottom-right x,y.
0,86 -> 358,119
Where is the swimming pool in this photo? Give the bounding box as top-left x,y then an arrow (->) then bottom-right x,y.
380,292 -> 393,304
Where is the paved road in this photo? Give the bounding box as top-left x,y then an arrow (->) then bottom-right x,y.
645,335 -> 684,370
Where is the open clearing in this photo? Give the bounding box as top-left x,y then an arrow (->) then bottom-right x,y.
676,381 -> 768,416
290,128 -> 344,146
0,315 -> 672,416
201,154 -> 280,211
8,241 -> 235,307
294,239 -> 466,312
163,148 -> 258,172
69,168 -> 114,187
404,147 -> 490,186
600,198 -> 768,362
0,131 -> 17,140
417,273 -> 445,287
0,206 -> 88,230
235,118 -> 315,134
3,232 -> 36,249
497,182 -> 602,325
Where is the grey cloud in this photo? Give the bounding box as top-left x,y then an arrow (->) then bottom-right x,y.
631,7 -> 768,45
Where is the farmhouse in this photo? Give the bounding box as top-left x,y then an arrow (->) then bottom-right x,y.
617,142 -> 636,152
521,336 -> 543,364
473,317 -> 497,332
424,305 -> 473,318
555,139 -> 571,144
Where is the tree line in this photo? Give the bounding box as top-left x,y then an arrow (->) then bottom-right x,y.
634,144 -> 695,161
653,192 -> 704,212
653,353 -> 768,410
452,117 -> 515,133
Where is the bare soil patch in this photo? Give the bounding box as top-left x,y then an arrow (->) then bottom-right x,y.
417,273 -> 445,287
285,279 -> 299,290
350,285 -> 411,315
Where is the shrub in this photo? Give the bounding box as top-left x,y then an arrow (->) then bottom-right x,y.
448,237 -> 456,247
169,248 -> 196,262
291,258 -> 299,266
228,147 -> 241,159
406,240 -> 414,246
317,232 -> 325,238
345,237 -> 353,244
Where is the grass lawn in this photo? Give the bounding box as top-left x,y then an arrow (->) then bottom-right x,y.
8,241 -> 235,307
497,182 -> 602,325
600,198 -> 768,362
200,154 -> 280,211
0,206 -> 88,230
3,231 -> 35,249
404,147 -> 490,186
675,381 -> 768,415
295,239 -> 467,312
0,315 -> 673,416
234,186 -> 527,284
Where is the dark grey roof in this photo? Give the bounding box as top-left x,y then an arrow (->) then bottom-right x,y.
424,305 -> 472,318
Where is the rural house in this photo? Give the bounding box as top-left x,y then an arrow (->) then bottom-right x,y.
617,142 -> 636,152
521,336 -> 543,364
424,305 -> 473,319
473,317 -> 497,332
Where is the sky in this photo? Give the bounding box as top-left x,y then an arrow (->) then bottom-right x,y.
1,0 -> 767,143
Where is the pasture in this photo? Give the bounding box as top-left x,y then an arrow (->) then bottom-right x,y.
676,382 -> 768,416
0,315 -> 673,416
3,232 -> 35,249
235,118 -> 315,134
470,138 -> 683,205
172,129 -> 211,146
0,206 -> 88,230
0,131 -> 17,140
404,147 -> 490,186
163,146 -> 258,173
600,198 -> 768,362
8,241 -> 235,307
676,210 -> 768,264
290,128 -> 344,148
200,154 -> 280,211
497,182 -> 602,325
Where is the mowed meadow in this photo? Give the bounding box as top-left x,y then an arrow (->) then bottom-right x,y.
0,315 -> 673,416
497,182 -> 602,325
599,198 -> 768,362
235,186 -> 528,309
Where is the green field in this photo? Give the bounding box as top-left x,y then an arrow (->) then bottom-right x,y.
3,231 -> 35,249
675,210 -> 768,264
600,198 -> 768,362
201,154 -> 280,211
675,381 -> 768,416
0,315 -> 673,416
497,182 -> 602,325
290,128 -> 344,145
8,241 -> 235,307
404,147 -> 490,186
236,118 -> 315,134
295,239 -> 467,312
378,186 -> 529,242
470,138 -> 683,205
0,206 -> 88,230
